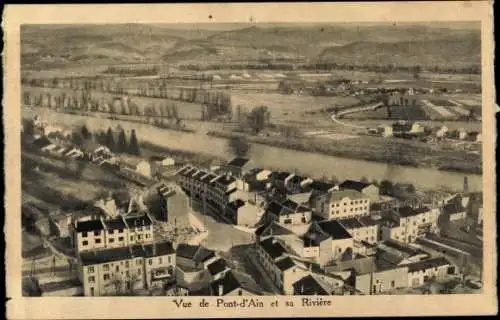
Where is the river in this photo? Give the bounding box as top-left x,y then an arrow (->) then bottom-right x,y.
24,107 -> 482,192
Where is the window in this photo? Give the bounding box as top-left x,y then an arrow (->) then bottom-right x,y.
350,201 -> 353,205
103,264 -> 109,271
108,229 -> 114,235
391,281 -> 395,288
130,236 -> 134,241
138,269 -> 141,275
95,239 -> 102,244
283,219 -> 292,224
94,231 -> 100,236
138,235 -> 142,240
109,238 -> 115,243
126,271 -> 130,277
145,234 -> 150,239
103,274 -> 110,280
159,257 -> 163,264
82,240 -> 88,246
136,260 -> 141,266
88,276 -> 95,283
82,232 -> 88,238
116,266 -> 119,272
90,287 -> 95,296
88,266 -> 95,273
301,217 -> 307,223
125,261 -> 129,268
168,256 -> 171,263
118,229 -> 123,233
338,248 -> 342,253
149,259 -> 152,266
118,237 -> 124,242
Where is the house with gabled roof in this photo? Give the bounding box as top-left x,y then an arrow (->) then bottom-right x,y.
224,157 -> 252,178
339,180 -> 380,200
314,189 -> 370,220
265,199 -> 312,226
209,271 -> 257,296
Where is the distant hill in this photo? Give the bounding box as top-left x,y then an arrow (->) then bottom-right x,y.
318,36 -> 481,68
21,23 -> 481,71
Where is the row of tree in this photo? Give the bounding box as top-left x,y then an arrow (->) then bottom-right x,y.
178,62 -> 481,75
102,66 -> 160,76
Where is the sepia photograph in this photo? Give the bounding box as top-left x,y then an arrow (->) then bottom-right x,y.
4,2 -> 496,318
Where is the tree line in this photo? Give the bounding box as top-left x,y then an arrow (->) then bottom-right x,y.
102,66 -> 160,76
178,62 -> 481,75
74,124 -> 141,156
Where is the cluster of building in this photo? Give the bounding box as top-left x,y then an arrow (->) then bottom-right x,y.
173,156 -> 483,295
374,121 -> 481,143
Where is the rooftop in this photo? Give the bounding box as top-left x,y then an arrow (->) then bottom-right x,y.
407,257 -> 451,273
79,241 -> 175,266
176,243 -> 200,260
256,221 -> 294,237
271,171 -> 293,181
103,217 -> 126,230
226,157 -> 250,168
213,175 -> 236,186
309,180 -> 335,192
259,237 -> 288,259
207,258 -> 229,276
293,275 -> 329,295
316,220 -> 352,240
443,202 -> 466,215
209,271 -> 242,296
339,180 -> 373,192
125,214 -> 153,228
397,206 -> 432,218
75,219 -> 105,233
338,217 -> 364,229
275,256 -> 296,271
328,189 -> 366,202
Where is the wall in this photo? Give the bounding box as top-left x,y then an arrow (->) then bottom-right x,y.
329,196 -> 370,220
144,253 -> 176,289
356,266 -> 409,294
76,229 -> 106,253
282,266 -> 308,295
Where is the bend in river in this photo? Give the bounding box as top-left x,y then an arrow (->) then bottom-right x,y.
23,107 -> 482,192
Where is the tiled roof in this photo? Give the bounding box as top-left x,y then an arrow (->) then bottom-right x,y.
339,180 -> 372,192
80,247 -> 132,266
200,173 -> 218,183
125,214 -> 153,228
338,217 -> 364,229
32,136 -> 52,149
272,171 -> 293,181
358,215 -> 384,226
443,202 -> 466,215
293,275 -> 329,295
207,258 -> 229,276
75,219 -> 105,232
407,257 -> 451,273
397,206 -> 431,218
317,220 -> 352,240
275,257 -> 296,271
142,241 -> 175,257
309,180 -> 335,192
176,243 -> 200,260
210,271 -> 242,296
329,189 -> 365,202
103,217 -> 126,230
214,175 -> 236,186
259,237 -> 288,259
226,157 -> 250,168
79,241 -> 175,266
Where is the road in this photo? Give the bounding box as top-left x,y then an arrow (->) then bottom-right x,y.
189,199 -> 254,252
330,103 -> 383,129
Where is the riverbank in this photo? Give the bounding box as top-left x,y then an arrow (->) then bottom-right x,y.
207,130 -> 482,175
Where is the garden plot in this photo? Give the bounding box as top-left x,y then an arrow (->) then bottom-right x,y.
422,100 -> 456,118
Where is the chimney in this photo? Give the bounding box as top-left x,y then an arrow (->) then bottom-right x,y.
218,283 -> 224,296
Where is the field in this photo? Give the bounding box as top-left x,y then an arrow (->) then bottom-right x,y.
231,92 -> 361,122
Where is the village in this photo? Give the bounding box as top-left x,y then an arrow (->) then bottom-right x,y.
22,113 -> 484,297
